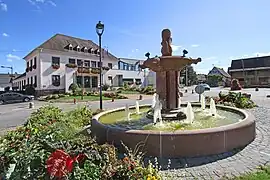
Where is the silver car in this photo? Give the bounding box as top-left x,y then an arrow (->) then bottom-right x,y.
0,92 -> 34,105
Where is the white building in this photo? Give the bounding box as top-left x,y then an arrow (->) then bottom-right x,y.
13,34 -> 156,96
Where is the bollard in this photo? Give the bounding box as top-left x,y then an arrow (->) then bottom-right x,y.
185,89 -> 188,93
255,87 -> 259,91
192,90 -> 194,94
139,95 -> 143,100
112,97 -> 115,102
29,102 -> 34,109
73,98 -> 77,104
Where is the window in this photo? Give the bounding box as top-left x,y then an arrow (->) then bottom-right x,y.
84,47 -> 88,53
69,58 -> 76,64
52,57 -> 60,65
77,59 -> 82,67
77,46 -> 80,52
98,62 -> 103,67
27,78 -> 29,85
27,61 -> 29,68
33,57 -> 37,69
91,76 -> 98,88
91,61 -> 97,67
52,75 -> 60,86
30,59 -> 33,67
69,44 -> 73,50
108,63 -> 113,69
31,76 -> 33,85
84,60 -> 90,67
34,76 -> 37,87
130,65 -> 135,71
84,76 -> 90,88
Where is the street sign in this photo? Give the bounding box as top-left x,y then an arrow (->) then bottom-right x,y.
195,84 -> 205,95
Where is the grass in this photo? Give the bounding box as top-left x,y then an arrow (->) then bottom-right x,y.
50,95 -> 111,102
226,166 -> 270,180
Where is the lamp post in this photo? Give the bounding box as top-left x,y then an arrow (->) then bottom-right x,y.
96,21 -> 104,110
81,60 -> 84,100
1,65 -> 14,88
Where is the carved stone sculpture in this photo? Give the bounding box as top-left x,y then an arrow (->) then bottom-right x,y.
161,29 -> 172,56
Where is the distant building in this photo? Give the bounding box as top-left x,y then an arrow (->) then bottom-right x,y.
0,73 -> 21,91
197,74 -> 207,83
228,55 -> 270,87
208,66 -> 231,87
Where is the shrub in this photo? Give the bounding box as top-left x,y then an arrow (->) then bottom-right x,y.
231,79 -> 242,91
0,106 -> 160,179
25,85 -> 35,95
69,83 -> 79,93
102,84 -> 110,91
4,86 -> 10,92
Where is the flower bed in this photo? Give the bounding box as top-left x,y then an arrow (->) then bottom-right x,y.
205,91 -> 257,109
0,106 -> 160,179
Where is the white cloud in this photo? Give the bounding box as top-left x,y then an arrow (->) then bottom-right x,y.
131,49 -> 139,53
7,59 -> 13,62
191,44 -> 199,48
28,0 -> 56,9
171,45 -> 182,52
204,56 -> 217,61
6,54 -> 21,60
0,1 -> 7,11
47,0 -> 56,6
2,33 -> 9,37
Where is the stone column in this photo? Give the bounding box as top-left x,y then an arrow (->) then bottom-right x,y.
156,71 -> 179,110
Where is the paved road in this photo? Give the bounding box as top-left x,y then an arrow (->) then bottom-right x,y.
0,87 -> 214,132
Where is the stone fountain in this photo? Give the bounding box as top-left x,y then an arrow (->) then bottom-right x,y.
90,29 -> 256,158
141,29 -> 201,120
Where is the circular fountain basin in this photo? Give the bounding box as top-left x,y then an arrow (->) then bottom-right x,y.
90,104 -> 255,158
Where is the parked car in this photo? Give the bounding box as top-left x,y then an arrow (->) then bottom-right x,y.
200,83 -> 211,91
0,92 -> 34,105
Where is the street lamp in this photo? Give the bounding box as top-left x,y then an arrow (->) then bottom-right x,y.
96,21 -> 104,110
1,65 -> 14,88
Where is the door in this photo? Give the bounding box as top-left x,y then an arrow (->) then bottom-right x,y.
117,75 -> 123,86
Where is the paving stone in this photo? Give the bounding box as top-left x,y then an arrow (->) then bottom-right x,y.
160,106 -> 270,179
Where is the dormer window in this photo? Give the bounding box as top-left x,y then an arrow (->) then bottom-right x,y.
88,48 -> 93,54
77,46 -> 80,52
94,49 -> 99,55
82,47 -> 88,53
69,44 -> 73,50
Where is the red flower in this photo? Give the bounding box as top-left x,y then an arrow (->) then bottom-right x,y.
75,154 -> 86,163
46,150 -> 74,178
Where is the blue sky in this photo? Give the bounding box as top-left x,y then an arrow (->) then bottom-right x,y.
0,0 -> 270,74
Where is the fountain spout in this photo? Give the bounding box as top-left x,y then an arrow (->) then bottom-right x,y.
125,104 -> 130,121
201,94 -> 206,110
210,98 -> 217,116
186,102 -> 194,124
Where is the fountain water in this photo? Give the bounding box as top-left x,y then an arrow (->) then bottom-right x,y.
153,94 -> 162,124
186,102 -> 194,124
210,98 -> 217,116
136,100 -> 140,114
125,104 -> 130,120
178,97 -> 182,109
201,94 -> 206,110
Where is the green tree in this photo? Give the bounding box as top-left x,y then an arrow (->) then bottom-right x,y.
180,65 -> 197,86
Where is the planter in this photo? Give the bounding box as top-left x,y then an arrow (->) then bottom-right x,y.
66,63 -> 77,68
91,68 -> 101,74
78,68 -> 90,73
52,64 -> 60,69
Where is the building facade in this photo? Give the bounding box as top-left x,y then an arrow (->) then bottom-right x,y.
13,34 -> 155,96
228,56 -> 270,87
